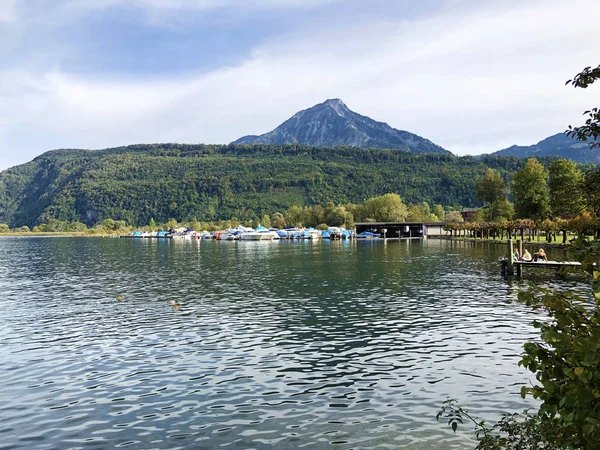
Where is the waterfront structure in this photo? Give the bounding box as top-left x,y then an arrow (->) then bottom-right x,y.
354,222 -> 444,239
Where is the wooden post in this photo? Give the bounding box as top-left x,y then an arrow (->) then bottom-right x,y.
507,239 -> 514,275
516,240 -> 523,276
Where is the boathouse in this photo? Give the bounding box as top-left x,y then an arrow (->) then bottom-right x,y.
354,222 -> 443,239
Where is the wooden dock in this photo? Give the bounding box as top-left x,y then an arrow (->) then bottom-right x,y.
500,239 -> 581,276
500,258 -> 581,276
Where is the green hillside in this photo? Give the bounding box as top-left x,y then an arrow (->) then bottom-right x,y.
0,143 -> 531,227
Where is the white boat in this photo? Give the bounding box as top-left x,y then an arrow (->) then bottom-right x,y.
256,225 -> 280,240
306,228 -> 321,240
237,225 -> 261,241
239,225 -> 279,240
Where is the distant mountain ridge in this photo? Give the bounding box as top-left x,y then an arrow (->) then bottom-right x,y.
233,99 -> 451,155
491,133 -> 600,163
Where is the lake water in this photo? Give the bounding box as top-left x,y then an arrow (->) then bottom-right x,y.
0,237 -> 587,449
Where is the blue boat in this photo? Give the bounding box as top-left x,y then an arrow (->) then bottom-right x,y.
356,231 -> 380,239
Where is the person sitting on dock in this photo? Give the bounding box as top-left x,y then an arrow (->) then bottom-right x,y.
520,249 -> 532,261
533,248 -> 547,262
512,248 -> 520,261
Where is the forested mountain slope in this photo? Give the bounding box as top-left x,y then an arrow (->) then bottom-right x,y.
0,143 -> 530,227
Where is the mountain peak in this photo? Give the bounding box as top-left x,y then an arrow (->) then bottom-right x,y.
322,98 -> 349,117
232,100 -> 450,155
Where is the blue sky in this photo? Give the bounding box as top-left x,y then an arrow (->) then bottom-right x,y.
0,0 -> 599,170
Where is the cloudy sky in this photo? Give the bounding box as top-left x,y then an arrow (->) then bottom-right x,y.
0,0 -> 599,170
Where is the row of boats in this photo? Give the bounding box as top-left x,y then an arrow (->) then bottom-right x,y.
127,225 -> 381,241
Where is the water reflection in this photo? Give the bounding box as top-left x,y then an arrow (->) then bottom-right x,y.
0,237 -> 590,449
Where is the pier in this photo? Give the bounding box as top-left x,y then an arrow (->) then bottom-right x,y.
500,239 -> 581,276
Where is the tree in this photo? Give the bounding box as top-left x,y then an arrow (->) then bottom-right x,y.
101,218 -> 118,232
583,167 -> 600,216
261,213 -> 272,228
566,64 -> 600,148
363,193 -> 408,222
548,159 -> 584,218
475,169 -> 507,220
68,222 -> 87,232
432,204 -> 445,221
407,202 -> 437,222
491,198 -> 514,221
512,158 -> 550,219
444,211 -> 463,223
0,223 -> 9,233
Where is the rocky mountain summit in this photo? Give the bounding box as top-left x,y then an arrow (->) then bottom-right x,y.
232,99 -> 451,155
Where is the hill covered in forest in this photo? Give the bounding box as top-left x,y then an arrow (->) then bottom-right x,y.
0,143 -> 533,227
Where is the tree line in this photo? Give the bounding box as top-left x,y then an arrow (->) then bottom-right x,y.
0,193 -> 452,234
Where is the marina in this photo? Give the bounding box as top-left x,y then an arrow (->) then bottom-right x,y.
121,222 -> 444,241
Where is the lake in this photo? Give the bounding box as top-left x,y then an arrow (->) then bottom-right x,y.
0,237 -> 586,449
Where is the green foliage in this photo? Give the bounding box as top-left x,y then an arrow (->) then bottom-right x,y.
0,143 -> 535,228
437,400 -> 551,450
476,168 -> 508,220
101,218 -> 119,232
512,158 -> 550,219
566,64 -> 600,148
39,218 -> 70,232
432,204 -> 445,221
491,198 -> 514,222
363,193 -> 408,222
548,159 -> 584,218
444,211 -> 464,223
583,166 -> 600,216
0,223 -> 9,233
517,238 -> 600,449
475,413 -> 550,450
68,222 -> 87,232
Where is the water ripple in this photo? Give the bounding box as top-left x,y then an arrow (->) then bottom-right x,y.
0,237 -> 589,449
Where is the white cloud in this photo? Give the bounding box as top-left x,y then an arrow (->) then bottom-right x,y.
1,0 -> 599,170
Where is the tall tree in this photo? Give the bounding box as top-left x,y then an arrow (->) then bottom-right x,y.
475,168 -> 507,221
432,204 -> 445,221
363,193 -> 408,222
491,198 -> 514,221
548,159 -> 584,218
512,158 -> 550,219
583,167 -> 600,216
